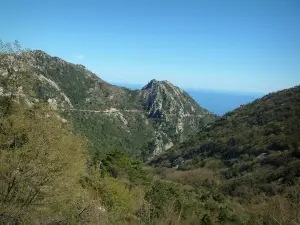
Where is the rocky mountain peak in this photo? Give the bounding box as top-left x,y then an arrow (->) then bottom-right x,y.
140,79 -> 209,117
142,79 -> 160,90
137,79 -> 215,154
142,79 -> 175,90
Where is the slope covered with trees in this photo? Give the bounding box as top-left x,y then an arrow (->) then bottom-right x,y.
0,40 -> 215,159
150,85 -> 300,223
1,40 -> 300,224
0,41 -> 237,224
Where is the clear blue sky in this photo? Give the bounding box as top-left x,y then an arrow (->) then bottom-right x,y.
1,0 -> 299,93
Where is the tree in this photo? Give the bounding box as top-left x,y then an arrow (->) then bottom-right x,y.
0,40 -> 33,115
0,103 -> 87,223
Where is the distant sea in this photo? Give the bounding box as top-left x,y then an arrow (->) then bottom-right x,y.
112,82 -> 265,116
186,89 -> 264,116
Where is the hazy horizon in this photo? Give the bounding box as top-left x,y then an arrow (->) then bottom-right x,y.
111,81 -> 268,95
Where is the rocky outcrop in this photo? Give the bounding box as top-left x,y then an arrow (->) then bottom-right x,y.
140,79 -> 215,151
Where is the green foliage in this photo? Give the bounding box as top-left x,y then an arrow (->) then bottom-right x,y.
0,98 -> 298,225
1,40 -> 299,224
142,179 -> 249,225
66,110 -> 156,158
0,103 -> 87,223
151,85 -> 300,196
149,86 -> 300,224
97,149 -> 150,185
85,169 -> 143,221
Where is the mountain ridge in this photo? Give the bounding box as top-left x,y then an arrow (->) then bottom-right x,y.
0,48 -> 215,158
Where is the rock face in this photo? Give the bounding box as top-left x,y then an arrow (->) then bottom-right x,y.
139,79 -> 214,155
0,50 -> 216,158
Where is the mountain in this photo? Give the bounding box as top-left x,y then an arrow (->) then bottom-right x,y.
2,43 -> 300,224
0,50 -> 215,159
150,85 -> 300,194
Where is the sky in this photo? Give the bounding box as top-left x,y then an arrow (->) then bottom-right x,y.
1,0 -> 300,94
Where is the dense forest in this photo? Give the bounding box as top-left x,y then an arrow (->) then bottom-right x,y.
1,41 -> 300,224
150,85 -> 300,224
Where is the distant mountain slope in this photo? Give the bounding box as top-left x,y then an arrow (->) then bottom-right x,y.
0,50 -> 215,158
150,86 -> 300,193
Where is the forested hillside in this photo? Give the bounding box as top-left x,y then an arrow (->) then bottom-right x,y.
0,41 -> 215,159
150,85 -> 300,223
151,85 -> 300,176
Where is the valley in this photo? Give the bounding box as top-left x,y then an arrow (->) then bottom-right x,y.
0,41 -> 299,224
